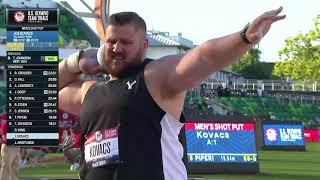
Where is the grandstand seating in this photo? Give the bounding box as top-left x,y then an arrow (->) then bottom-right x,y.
184,91 -> 320,129
218,96 -> 320,128
184,94 -> 252,122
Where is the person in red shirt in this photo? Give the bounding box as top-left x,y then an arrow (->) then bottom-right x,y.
0,118 -> 21,180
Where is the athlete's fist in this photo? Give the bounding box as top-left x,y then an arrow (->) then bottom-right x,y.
78,48 -> 105,75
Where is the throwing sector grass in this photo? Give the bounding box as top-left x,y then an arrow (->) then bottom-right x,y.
19,143 -> 320,180
190,142 -> 320,180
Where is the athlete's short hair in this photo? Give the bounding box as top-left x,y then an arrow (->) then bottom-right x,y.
107,12 -> 147,37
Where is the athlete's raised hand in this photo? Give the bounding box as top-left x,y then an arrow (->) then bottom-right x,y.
246,6 -> 286,44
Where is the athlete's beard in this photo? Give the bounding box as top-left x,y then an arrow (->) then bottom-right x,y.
114,60 -> 143,78
106,50 -> 145,78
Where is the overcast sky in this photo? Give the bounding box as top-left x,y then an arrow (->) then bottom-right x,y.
58,0 -> 320,62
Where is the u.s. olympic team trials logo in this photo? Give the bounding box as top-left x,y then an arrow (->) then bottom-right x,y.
14,11 -> 25,23
265,128 -> 278,142
95,131 -> 103,142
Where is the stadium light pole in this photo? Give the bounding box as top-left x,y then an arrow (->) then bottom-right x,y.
62,0 -> 111,41
94,0 -> 111,41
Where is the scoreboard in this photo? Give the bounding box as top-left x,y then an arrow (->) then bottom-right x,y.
262,121 -> 306,151
182,122 -> 259,174
5,8 -> 59,146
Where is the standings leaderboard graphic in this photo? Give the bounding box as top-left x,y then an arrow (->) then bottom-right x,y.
6,8 -> 59,146
183,122 -> 259,174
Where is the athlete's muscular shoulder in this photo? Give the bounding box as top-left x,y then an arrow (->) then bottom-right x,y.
59,80 -> 97,116
144,59 -> 186,120
80,80 -> 98,104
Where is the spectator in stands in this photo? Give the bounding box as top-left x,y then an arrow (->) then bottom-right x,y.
257,87 -> 263,97
286,76 -> 292,90
315,116 -> 320,124
280,75 -> 285,90
308,119 -> 319,129
217,83 -> 223,96
224,87 -> 231,97
240,84 -> 247,97
62,122 -> 82,171
207,102 -> 214,112
252,114 -> 257,121
266,114 -> 271,121
270,114 -> 277,120
200,81 -> 207,97
260,115 -> 268,122
0,119 -> 21,180
228,75 -> 233,89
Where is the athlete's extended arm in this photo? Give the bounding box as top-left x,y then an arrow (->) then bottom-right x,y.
59,48 -> 103,115
154,7 -> 286,98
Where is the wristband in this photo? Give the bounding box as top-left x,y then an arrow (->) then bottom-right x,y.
240,25 -> 252,44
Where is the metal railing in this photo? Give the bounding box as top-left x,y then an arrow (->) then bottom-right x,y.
273,93 -> 320,105
189,79 -> 320,106
206,79 -> 319,92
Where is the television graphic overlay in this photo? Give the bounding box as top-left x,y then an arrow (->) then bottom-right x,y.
262,121 -> 305,151
181,121 -> 259,174
6,8 -> 59,146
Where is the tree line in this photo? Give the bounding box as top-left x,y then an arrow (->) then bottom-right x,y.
230,15 -> 320,81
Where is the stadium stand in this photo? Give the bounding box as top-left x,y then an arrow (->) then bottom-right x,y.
184,87 -> 320,130
217,96 -> 320,128
184,92 -> 252,123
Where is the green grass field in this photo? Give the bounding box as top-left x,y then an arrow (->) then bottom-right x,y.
19,143 -> 320,180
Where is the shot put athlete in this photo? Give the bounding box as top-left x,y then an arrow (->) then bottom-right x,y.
59,8 -> 285,180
